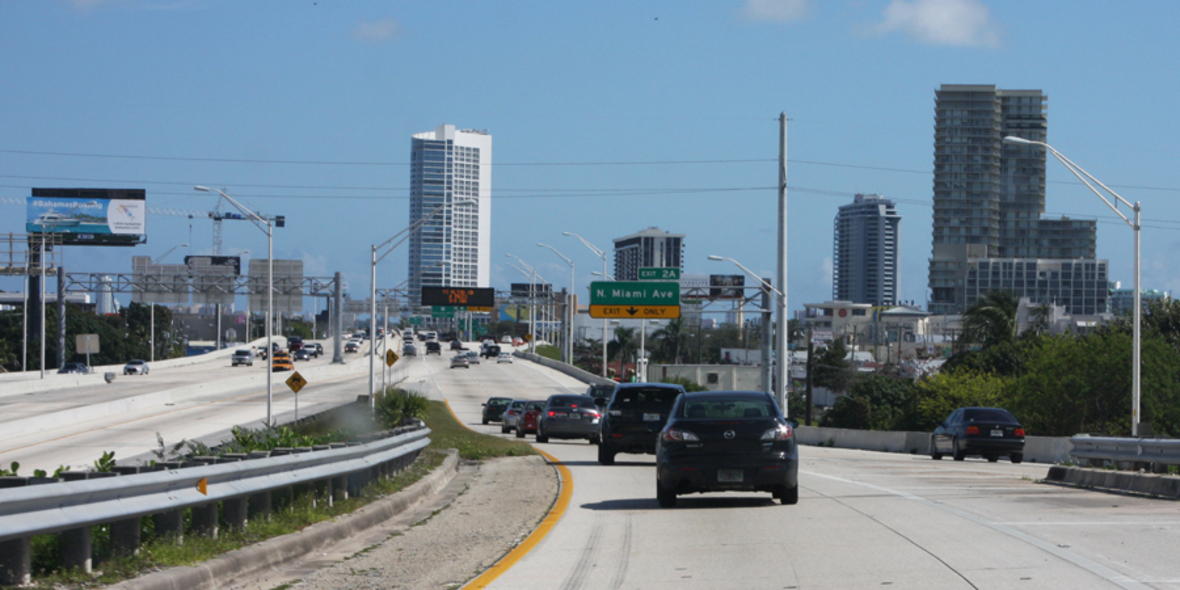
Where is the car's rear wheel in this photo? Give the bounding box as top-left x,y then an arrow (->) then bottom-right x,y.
775,484 -> 798,505
597,445 -> 615,465
657,480 -> 677,508
1011,453 -> 1024,464
952,439 -> 966,461
501,424 -> 509,434
515,427 -> 525,439
482,418 -> 488,425
589,435 -> 601,445
930,436 -> 942,460
987,455 -> 999,463
535,426 -> 548,443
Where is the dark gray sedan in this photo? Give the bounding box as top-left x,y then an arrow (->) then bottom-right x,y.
536,394 -> 601,444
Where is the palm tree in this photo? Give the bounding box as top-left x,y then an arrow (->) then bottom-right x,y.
959,291 -> 1020,350
650,318 -> 689,363
607,326 -> 638,375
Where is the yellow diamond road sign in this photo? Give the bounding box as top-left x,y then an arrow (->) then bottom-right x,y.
386,349 -> 399,367
285,371 -> 307,394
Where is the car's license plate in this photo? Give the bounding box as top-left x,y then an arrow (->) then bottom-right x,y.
717,469 -> 743,483
991,429 -> 1003,437
553,412 -> 567,419
643,413 -> 660,421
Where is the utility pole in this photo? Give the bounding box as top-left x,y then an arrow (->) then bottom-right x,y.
776,112 -> 789,414
805,326 -> 814,426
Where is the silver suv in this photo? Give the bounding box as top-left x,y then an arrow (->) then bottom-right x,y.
231,349 -> 254,367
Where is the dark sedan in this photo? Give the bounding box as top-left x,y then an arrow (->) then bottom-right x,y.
597,382 -> 685,465
931,407 -> 1025,463
656,391 -> 799,508
481,396 -> 512,424
536,394 -> 601,444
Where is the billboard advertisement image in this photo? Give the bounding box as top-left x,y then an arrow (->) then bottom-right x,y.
26,188 -> 147,246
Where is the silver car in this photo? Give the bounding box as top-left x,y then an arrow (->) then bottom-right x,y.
500,399 -> 529,434
123,359 -> 149,375
536,394 -> 601,444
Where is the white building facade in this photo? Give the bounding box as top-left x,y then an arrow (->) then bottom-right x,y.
407,124 -> 492,303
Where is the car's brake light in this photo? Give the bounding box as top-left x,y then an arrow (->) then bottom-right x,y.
661,428 -> 699,442
761,425 -> 793,440
1014,428 -> 1025,437
966,426 -> 980,435
548,411 -> 555,417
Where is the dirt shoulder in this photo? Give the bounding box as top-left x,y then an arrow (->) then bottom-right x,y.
228,454 -> 558,590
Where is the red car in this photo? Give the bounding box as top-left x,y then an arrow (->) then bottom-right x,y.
515,400 -> 547,438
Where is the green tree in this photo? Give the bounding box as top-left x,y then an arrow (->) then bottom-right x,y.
894,371 -> 1012,432
812,339 -> 856,394
607,326 -> 638,373
958,290 -> 1020,351
650,318 -> 690,363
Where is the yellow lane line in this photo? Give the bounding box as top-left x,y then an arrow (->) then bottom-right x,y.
442,400 -> 573,590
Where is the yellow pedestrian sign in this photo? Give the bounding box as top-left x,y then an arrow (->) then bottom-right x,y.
285,371 -> 307,394
386,349 -> 399,367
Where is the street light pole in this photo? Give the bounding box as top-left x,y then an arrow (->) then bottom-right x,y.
1003,136 -> 1142,436
369,202 -> 469,404
564,232 -> 610,378
538,243 -> 575,364
709,255 -> 789,407
506,254 -> 541,354
195,186 -> 274,425
776,112 -> 789,414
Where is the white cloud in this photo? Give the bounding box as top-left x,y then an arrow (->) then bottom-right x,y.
739,0 -> 809,23
349,18 -> 402,43
872,0 -> 1000,48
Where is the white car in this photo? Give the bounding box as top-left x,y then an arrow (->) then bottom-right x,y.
123,359 -> 150,375
497,352 -> 514,364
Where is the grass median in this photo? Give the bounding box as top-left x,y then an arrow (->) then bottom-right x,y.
18,397 -> 535,589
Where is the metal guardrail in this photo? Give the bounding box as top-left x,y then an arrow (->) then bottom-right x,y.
1069,435 -> 1180,469
0,424 -> 430,585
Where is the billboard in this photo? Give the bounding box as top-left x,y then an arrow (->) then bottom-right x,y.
710,274 -> 745,299
510,283 -> 553,298
421,286 -> 495,308
184,255 -> 242,276
26,188 -> 146,246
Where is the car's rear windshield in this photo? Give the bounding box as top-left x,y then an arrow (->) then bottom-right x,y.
680,397 -> 776,420
548,395 -> 595,408
526,401 -> 545,411
235,350 -> 249,355
963,408 -> 1017,423
610,387 -> 681,408
487,398 -> 511,407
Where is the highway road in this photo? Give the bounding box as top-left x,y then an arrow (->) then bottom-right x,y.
427,354 -> 1178,590
0,336 -> 404,475
5,344 -> 1179,588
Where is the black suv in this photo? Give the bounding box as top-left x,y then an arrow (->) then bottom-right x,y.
597,382 -> 686,465
425,341 -> 442,355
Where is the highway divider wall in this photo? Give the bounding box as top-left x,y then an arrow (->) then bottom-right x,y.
794,425 -> 1073,464
515,351 -> 616,387
512,353 -> 1075,464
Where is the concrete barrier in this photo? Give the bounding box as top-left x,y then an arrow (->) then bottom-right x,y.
515,352 -> 615,387
795,425 -> 1072,464
1045,466 -> 1180,498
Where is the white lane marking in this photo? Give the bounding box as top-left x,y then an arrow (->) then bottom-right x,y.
804,470 -> 1154,590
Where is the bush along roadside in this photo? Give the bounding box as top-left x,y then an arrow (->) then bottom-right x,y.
7,389 -> 536,589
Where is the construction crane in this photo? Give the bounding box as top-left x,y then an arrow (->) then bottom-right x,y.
150,197 -> 283,255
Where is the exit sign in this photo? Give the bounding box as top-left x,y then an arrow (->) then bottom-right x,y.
638,267 -> 681,281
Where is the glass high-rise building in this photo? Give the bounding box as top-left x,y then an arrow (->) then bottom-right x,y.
928,85 -> 1104,315
612,227 -> 684,281
407,124 -> 491,303
833,194 -> 900,306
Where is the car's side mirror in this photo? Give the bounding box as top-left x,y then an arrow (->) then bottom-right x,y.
481,403 -> 487,407
786,417 -> 799,429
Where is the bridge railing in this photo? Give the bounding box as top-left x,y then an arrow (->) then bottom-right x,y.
0,423 -> 429,586
1069,435 -> 1180,472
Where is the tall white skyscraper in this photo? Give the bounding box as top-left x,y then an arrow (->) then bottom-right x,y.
407,124 -> 492,303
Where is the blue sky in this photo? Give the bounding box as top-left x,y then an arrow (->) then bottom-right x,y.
3,0 -> 1179,315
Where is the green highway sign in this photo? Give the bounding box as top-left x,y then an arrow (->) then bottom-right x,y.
431,306 -> 455,318
408,316 -> 423,325
590,281 -> 680,307
638,267 -> 681,281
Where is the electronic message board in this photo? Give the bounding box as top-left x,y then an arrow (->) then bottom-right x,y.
421,286 -> 495,308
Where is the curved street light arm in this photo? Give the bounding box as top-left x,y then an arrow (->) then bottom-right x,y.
707,255 -> 786,303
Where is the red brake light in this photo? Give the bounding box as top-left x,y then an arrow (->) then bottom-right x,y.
1014,428 -> 1025,437
966,426 -> 980,435
548,411 -> 555,417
